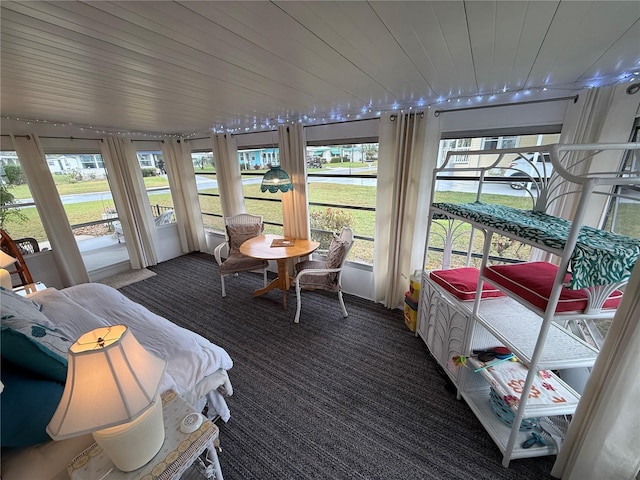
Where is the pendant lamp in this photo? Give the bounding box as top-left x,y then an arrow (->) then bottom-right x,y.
260,165 -> 293,193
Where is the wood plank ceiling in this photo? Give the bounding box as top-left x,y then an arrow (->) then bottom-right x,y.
1,1 -> 639,136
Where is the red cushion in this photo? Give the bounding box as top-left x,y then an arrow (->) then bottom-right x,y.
430,268 -> 506,301
484,262 -> 622,313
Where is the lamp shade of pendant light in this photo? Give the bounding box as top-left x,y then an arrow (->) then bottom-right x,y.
260,165 -> 293,193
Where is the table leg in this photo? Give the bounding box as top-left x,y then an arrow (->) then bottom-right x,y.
251,258 -> 291,308
206,441 -> 224,480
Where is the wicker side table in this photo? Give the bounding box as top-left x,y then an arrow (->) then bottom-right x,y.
68,390 -> 223,480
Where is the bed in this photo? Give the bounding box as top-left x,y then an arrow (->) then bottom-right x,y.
0,282 -> 233,480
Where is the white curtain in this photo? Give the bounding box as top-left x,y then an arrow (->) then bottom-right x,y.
211,134 -> 244,218
162,139 -> 206,252
10,134 -> 90,286
374,112 -> 434,308
551,84 -> 639,224
278,124 -> 310,240
549,83 -> 640,480
552,263 -> 640,480
100,136 -> 157,268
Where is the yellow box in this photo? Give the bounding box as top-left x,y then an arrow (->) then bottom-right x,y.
404,296 -> 418,332
409,271 -> 421,302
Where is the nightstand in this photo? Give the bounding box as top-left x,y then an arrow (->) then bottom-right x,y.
67,390 -> 223,480
13,281 -> 46,296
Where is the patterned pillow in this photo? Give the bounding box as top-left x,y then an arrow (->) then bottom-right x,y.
326,238 -> 347,269
0,322 -> 71,383
226,223 -> 263,256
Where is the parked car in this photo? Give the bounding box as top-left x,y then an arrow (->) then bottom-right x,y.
508,152 -> 553,189
307,157 -> 323,168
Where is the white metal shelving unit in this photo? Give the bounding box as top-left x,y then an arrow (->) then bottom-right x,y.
418,142 -> 640,467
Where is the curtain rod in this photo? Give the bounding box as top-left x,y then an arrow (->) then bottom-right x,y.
0,134 -> 167,143
189,116 -> 381,141
434,94 -> 579,117
1,134 -> 102,141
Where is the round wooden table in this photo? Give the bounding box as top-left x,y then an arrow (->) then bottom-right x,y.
240,234 -> 319,309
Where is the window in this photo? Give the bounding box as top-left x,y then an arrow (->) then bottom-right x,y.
133,150 -> 175,225
428,132 -> 560,270
194,150 -> 224,232
241,147 -> 283,235
0,152 -> 47,246
44,152 -> 129,271
306,143 -> 377,265
439,138 -> 472,165
602,122 -> 640,239
482,136 -> 518,150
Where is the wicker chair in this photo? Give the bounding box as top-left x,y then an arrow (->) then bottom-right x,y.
13,237 -> 40,256
213,214 -> 269,297
293,227 -> 354,323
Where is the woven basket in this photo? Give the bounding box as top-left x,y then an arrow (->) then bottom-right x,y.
489,388 -> 538,431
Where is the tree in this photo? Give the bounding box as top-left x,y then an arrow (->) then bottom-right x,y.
362,144 -> 378,161
0,183 -> 28,230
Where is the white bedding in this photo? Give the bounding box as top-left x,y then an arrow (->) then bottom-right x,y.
1,283 -> 233,480
31,283 -> 234,420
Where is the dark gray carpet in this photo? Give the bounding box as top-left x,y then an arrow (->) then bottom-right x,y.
119,252 -> 556,480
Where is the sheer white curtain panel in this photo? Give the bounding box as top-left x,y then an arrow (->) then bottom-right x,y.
552,84 -> 638,225
552,263 -> 640,480
550,83 -> 640,480
10,134 -> 90,286
161,139 -> 206,252
374,112 -> 435,309
211,134 -> 244,218
278,124 -> 310,240
100,136 -> 157,268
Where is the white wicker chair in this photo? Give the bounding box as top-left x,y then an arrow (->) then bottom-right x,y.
293,227 -> 354,323
113,209 -> 175,243
213,213 -> 269,297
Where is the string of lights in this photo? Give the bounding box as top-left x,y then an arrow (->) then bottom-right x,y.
3,72 -> 638,139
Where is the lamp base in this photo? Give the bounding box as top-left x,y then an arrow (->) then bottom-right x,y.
0,268 -> 12,290
92,394 -> 164,472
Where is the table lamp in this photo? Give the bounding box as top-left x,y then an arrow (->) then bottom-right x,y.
0,250 -> 17,289
261,165 -> 293,193
47,325 -> 167,472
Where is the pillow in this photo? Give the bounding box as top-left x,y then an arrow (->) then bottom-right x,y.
326,239 -> 347,269
0,361 -> 64,448
429,267 -> 506,301
30,287 -> 110,341
484,262 -> 623,313
0,286 -> 45,321
326,238 -> 348,282
0,321 -> 71,383
226,223 -> 263,255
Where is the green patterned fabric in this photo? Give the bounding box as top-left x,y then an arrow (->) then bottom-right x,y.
432,202 -> 640,290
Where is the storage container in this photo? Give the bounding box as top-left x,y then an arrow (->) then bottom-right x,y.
409,270 -> 421,302
404,291 -> 418,332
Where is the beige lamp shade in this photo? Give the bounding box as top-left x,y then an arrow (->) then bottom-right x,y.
47,325 -> 167,440
0,250 -> 17,268
0,251 -> 16,289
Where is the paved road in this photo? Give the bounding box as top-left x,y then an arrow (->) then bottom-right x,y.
15,168 -> 556,206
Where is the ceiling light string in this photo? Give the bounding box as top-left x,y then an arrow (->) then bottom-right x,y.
4,72 -> 638,138
0,116 -> 199,140
213,73 -> 639,135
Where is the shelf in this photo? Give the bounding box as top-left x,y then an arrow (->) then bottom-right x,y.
422,273 -> 599,370
476,296 -> 598,370
467,357 -> 580,417
461,387 -> 558,463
